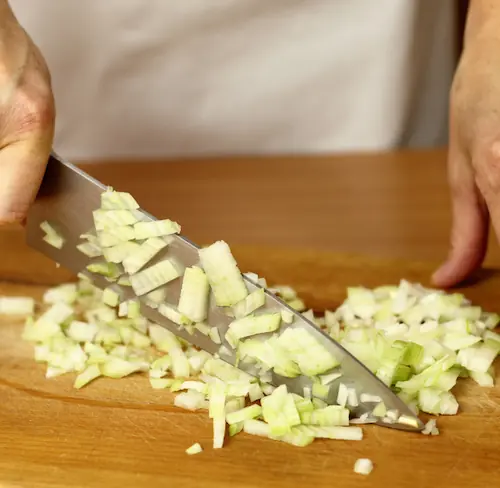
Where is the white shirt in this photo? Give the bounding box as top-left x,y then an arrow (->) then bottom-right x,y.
11,0 -> 456,160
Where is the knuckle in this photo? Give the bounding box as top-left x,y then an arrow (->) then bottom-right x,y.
449,173 -> 475,202
12,87 -> 55,135
448,159 -> 474,201
474,139 -> 500,195
0,209 -> 27,225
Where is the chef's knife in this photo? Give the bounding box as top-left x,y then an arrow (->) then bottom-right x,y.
26,152 -> 424,432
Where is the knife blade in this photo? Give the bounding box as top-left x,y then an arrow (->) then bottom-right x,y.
26,152 -> 424,432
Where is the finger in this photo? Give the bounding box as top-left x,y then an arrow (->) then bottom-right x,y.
432,145 -> 489,288
473,140 -> 500,250
0,126 -> 54,224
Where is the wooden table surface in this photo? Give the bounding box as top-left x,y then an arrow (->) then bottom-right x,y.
1,148 -> 500,487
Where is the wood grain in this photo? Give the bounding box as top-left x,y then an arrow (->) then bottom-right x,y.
1,249 -> 500,488
1,148 -> 500,288
1,148 -> 500,487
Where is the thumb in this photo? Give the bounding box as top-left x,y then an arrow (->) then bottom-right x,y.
432,146 -> 489,288
0,134 -> 53,224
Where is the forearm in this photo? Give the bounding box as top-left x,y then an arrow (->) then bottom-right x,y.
465,0 -> 500,46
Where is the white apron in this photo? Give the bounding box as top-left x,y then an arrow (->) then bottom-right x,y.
11,0 -> 456,160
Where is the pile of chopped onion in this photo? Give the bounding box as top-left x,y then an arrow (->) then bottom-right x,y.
328,281 -> 500,416
3,188 -> 499,453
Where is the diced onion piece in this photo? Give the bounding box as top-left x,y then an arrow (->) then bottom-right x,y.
281,310 -> 295,324
102,287 -> 120,307
347,388 -> 359,407
122,237 -> 169,275
175,391 -> 207,411
229,423 -> 244,437
134,219 -> 180,240
418,388 -> 459,415
43,284 -> 78,305
209,327 -> 222,344
261,385 -> 301,436
269,286 -> 297,301
277,327 -> 339,376
149,355 -> 172,378
209,381 -> 226,417
98,226 -> 136,248
74,364 -> 101,389
320,372 -> 342,386
421,419 -> 439,435
300,406 -> 350,427
117,276 -> 132,286
226,313 -> 281,343
101,190 -> 140,210
199,241 -> 248,307
0,296 -> 35,315
226,404 -> 262,425
274,427 -> 315,447
287,298 -> 306,312
86,261 -> 121,279
127,300 -> 141,319
232,289 -> 266,319
243,419 -> 270,438
77,241 -> 102,258
100,358 -> 142,378
397,414 -> 421,428
93,209 -> 141,231
312,383 -> 330,401
337,383 -> 349,407
144,287 -> 167,309
162,348 -> 189,378
213,417 -> 226,449
103,241 -> 141,263
40,221 -> 65,249
457,344 -> 498,373
203,358 -> 253,383
67,321 -> 98,342
354,458 -> 373,475
360,393 -> 382,403
469,370 -> 494,387
185,442 -> 203,455
158,303 -> 192,326
129,259 -> 181,296
178,266 -> 209,323
149,378 -> 173,389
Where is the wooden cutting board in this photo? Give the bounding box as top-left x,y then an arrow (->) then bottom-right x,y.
1,246 -> 500,488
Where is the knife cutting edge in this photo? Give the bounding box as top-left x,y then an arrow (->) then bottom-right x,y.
26,152 -> 424,432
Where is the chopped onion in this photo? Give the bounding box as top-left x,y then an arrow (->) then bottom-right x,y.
199,241 -> 248,307
129,259 -> 181,296
354,458 -> 373,475
101,190 -> 139,210
0,296 -> 35,315
18,188 -> 500,456
185,442 -> 203,455
178,266 -> 209,323
40,221 -> 65,249
122,237 -> 169,275
133,220 -> 180,240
